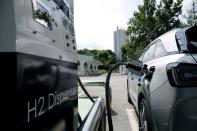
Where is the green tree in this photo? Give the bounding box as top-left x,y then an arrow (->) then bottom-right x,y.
127,0 -> 157,54
155,0 -> 183,36
121,42 -> 140,60
96,50 -> 116,68
78,49 -> 116,69
186,0 -> 197,26
124,0 -> 183,60
78,48 -> 93,56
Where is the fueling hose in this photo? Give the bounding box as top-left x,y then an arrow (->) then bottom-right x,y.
78,76 -> 95,128
78,76 -> 95,103
78,63 -> 127,131
105,63 -> 127,131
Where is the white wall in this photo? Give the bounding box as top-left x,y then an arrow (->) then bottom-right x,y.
77,55 -> 102,75
114,27 -> 127,61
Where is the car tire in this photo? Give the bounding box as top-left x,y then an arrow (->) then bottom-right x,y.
139,99 -> 152,131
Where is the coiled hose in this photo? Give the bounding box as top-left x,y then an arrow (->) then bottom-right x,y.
105,63 -> 126,131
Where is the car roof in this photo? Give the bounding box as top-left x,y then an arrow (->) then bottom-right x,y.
147,28 -> 182,53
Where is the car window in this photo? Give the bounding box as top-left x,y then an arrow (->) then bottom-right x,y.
141,44 -> 156,63
161,30 -> 179,52
138,52 -> 144,62
154,41 -> 168,58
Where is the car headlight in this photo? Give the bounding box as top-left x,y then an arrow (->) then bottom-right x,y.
167,63 -> 197,87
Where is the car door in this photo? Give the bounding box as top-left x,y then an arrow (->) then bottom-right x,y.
142,40 -> 168,93
145,40 -> 168,73
131,43 -> 156,103
128,60 -> 142,103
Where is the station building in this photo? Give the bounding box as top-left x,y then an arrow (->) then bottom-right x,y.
77,54 -> 102,75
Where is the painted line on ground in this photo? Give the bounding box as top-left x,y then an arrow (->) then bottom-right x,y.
78,92 -> 84,97
126,108 -> 139,131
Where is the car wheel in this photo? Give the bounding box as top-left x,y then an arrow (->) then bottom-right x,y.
139,99 -> 152,131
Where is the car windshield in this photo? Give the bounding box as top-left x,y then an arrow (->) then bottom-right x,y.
186,26 -> 197,53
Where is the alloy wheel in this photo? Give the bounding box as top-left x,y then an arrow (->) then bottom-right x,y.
139,100 -> 149,131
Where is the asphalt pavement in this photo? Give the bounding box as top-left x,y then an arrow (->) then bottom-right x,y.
79,73 -> 139,131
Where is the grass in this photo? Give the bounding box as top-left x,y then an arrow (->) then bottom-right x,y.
98,69 -> 108,74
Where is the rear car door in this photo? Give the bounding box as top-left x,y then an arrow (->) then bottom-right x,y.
132,43 -> 156,102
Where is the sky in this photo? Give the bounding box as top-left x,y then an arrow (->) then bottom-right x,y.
74,0 -> 193,51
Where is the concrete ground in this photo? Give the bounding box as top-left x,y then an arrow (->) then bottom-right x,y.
79,73 -> 139,131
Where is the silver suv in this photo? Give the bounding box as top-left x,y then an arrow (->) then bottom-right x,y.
127,26 -> 197,131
